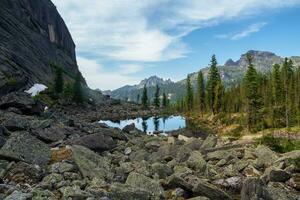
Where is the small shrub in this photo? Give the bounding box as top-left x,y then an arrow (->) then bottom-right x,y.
6,77 -> 17,86
258,134 -> 300,153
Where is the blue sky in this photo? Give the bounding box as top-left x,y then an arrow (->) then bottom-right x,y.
52,0 -> 300,90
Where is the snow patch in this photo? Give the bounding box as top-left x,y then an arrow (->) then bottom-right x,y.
25,84 -> 48,97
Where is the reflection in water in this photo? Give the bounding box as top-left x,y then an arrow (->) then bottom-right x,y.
153,117 -> 160,132
142,119 -> 148,133
99,115 -> 186,134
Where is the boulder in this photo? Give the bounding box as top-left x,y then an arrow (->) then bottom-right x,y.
268,169 -> 291,182
241,177 -> 270,200
67,133 -> 117,153
0,132 -> 51,166
193,179 -> 232,200
108,183 -> 152,200
255,145 -> 278,168
4,162 -> 43,185
122,123 -> 136,133
266,182 -> 299,200
50,161 -> 75,174
3,115 -> 29,131
126,172 -> 165,199
166,174 -> 193,192
71,145 -> 113,181
0,159 -> 9,179
0,92 -> 44,115
201,135 -> 217,149
4,190 -> 32,200
187,151 -> 206,172
33,125 -> 67,143
151,162 -> 173,179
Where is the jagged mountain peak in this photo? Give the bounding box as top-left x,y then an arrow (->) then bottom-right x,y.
137,76 -> 173,88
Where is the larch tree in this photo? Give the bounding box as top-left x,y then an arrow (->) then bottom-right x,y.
197,71 -> 206,114
141,85 -> 148,108
186,75 -> 194,111
153,84 -> 160,108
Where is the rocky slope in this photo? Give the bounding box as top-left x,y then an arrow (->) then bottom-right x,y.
110,50 -> 300,102
0,0 -> 84,95
0,92 -> 299,199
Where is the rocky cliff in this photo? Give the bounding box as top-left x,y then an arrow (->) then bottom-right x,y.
0,0 -> 84,95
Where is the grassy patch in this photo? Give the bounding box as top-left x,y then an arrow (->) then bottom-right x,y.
257,134 -> 300,153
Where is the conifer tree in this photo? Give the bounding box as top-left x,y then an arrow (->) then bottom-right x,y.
153,84 -> 160,108
206,55 -> 221,114
244,53 -> 262,131
197,71 -> 205,114
162,93 -> 168,108
54,67 -> 64,94
186,75 -> 194,111
72,72 -> 84,104
271,64 -> 284,127
136,94 -> 140,104
141,85 -> 148,108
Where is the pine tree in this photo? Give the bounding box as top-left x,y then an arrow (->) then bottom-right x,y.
141,85 -> 148,108
244,53 -> 262,131
136,94 -> 140,104
186,75 -> 194,111
72,72 -> 84,104
162,93 -> 168,108
197,71 -> 205,114
206,55 -> 221,114
153,84 -> 160,108
271,64 -> 284,127
54,67 -> 64,94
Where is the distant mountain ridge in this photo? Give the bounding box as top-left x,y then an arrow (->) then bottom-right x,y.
109,50 -> 300,102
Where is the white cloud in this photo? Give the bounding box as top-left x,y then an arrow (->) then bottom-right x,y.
231,22 -> 267,40
216,22 -> 267,40
77,57 -> 140,90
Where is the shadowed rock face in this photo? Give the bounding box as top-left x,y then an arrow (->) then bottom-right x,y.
0,0 -> 84,95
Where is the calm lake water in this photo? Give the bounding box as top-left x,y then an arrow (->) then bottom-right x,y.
99,115 -> 186,134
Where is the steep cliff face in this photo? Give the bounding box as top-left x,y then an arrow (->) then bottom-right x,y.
0,0 -> 84,95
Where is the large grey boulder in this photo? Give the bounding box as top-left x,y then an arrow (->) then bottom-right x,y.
33,125 -> 67,143
266,182 -> 300,200
126,172 -> 165,199
255,145 -> 278,168
0,92 -> 43,115
108,183 -> 152,200
3,115 -> 30,131
241,178 -> 270,200
4,190 -> 32,200
67,133 -> 116,153
187,151 -> 207,172
71,145 -> 113,181
0,132 -> 51,166
151,162 -> 173,179
201,135 -> 217,149
193,179 -> 232,200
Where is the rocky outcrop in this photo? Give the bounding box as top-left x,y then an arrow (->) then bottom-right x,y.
0,0 -> 84,95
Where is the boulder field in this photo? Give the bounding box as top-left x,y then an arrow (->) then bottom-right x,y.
0,92 -> 299,200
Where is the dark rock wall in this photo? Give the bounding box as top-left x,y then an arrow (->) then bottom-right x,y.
0,0 -> 84,95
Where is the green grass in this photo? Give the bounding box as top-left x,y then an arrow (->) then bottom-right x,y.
257,134 -> 300,153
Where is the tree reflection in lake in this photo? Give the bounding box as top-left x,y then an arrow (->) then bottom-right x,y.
153,117 -> 160,132
142,117 -> 148,133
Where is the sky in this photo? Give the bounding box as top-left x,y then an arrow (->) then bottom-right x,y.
52,0 -> 300,90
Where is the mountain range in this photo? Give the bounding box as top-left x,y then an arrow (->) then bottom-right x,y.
108,50 -> 300,102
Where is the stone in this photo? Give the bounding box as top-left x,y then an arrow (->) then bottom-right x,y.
108,183 -> 152,200
151,162 -> 173,179
126,172 -> 165,199
269,169 -> 291,182
243,165 -> 261,177
201,135 -> 217,149
4,162 -> 43,185
213,176 -> 243,192
187,197 -> 210,200
51,161 -> 75,173
31,189 -> 56,200
241,177 -> 270,200
178,134 -> 191,142
192,179 -> 232,200
187,151 -> 207,172
51,146 -> 73,163
276,150 -> 300,163
67,133 -> 117,153
166,174 -> 193,192
266,182 -> 299,200
3,115 -> 29,131
167,137 -> 176,145
71,145 -> 113,181
255,145 -> 278,168
0,132 -> 51,166
41,173 -> 64,189
4,190 -> 32,200
124,147 -> 132,155
122,123 -> 136,133
0,160 -> 9,179
184,138 -> 203,151
33,125 -> 66,143
0,92 -> 43,115
59,185 -> 91,199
